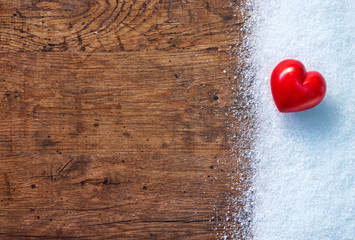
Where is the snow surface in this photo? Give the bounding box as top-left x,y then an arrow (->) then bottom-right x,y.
246,0 -> 355,239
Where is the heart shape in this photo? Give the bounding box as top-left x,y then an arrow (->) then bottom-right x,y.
271,59 -> 326,113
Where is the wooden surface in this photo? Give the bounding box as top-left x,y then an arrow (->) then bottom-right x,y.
0,0 -> 249,239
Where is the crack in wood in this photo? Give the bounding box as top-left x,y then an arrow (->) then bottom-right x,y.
86,218 -> 222,226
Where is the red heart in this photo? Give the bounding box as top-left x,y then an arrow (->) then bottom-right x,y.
271,59 -> 326,113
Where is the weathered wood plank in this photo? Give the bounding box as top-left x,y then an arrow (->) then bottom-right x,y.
0,0 -> 249,239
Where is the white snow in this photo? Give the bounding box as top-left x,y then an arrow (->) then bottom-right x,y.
246,0 -> 355,239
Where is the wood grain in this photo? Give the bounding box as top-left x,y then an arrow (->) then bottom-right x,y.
0,0 -> 245,52
0,0 -> 250,239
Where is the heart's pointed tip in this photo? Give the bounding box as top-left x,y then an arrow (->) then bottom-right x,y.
278,109 -> 303,113
278,109 -> 288,113
277,108 -> 296,113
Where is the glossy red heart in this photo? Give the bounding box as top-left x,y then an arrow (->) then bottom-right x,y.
271,59 -> 326,113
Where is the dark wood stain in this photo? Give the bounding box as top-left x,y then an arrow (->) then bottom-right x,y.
0,0 -> 250,239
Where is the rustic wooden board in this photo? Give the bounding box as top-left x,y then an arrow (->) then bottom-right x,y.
0,0 -> 249,239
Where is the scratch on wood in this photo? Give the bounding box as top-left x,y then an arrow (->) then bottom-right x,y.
58,159 -> 74,176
